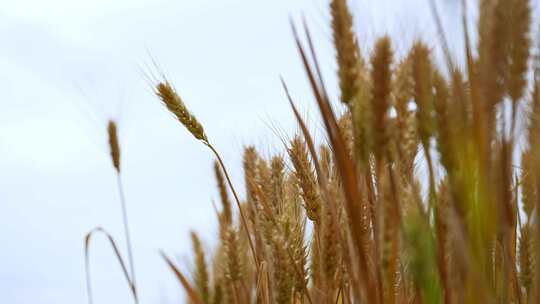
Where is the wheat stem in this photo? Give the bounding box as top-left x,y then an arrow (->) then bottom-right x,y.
116,173 -> 138,303
85,227 -> 138,304
204,141 -> 260,271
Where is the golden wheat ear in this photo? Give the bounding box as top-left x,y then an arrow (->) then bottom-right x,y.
154,81 -> 208,142
370,36 -> 393,162
282,78 -> 333,206
214,161 -> 232,226
330,0 -> 362,105
153,79 -> 259,273
288,135 -> 320,223
107,120 -> 121,172
190,231 -> 210,303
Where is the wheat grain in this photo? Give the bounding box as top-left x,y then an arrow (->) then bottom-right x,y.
191,231 -> 210,303
288,136 -> 320,222
214,161 -> 232,227
507,0 -> 531,103
330,0 -> 362,105
107,120 -> 121,172
370,36 -> 393,161
155,81 -> 208,142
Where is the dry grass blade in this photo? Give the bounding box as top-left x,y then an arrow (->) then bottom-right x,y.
301,16 -> 331,105
84,227 -> 138,304
161,251 -> 204,304
330,0 -> 362,105
428,0 -> 455,72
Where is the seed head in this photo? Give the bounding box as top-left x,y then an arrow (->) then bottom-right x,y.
331,0 -> 362,105
288,136 -> 320,222
155,81 -> 208,142
107,120 -> 121,172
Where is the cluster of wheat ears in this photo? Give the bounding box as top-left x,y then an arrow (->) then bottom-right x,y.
83,0 -> 540,303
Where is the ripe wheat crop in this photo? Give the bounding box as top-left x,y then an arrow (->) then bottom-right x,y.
86,0 -> 540,303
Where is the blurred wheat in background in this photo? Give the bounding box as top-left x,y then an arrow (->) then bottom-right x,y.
84,0 -> 540,303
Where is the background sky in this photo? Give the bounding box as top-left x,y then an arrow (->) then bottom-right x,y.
0,0 -> 504,303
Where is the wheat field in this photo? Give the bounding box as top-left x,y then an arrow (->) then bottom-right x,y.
86,0 -> 540,303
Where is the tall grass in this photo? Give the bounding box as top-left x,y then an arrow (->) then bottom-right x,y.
87,0 -> 540,303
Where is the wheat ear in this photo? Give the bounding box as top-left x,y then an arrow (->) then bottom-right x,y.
190,231 -> 210,303
108,121 -> 121,172
154,81 -> 259,270
107,120 -> 137,302
330,0 -> 362,105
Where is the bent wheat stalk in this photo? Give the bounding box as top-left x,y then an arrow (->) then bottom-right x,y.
154,81 -> 259,270
84,227 -> 138,304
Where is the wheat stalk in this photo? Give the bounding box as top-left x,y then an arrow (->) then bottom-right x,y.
106,120 -> 138,302
154,81 -> 259,272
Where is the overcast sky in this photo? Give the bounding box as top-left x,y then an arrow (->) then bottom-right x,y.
0,0 -> 493,303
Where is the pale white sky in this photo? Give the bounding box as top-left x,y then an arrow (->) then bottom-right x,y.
0,0 -> 483,303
